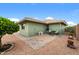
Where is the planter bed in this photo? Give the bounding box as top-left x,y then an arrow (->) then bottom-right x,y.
0,43 -> 15,54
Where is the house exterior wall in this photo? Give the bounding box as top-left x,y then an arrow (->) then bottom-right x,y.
19,22 -> 66,36
27,22 -> 46,36
49,24 -> 65,34
19,22 -> 46,37
19,24 -> 28,36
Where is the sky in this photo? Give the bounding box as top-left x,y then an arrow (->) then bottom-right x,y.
0,3 -> 79,26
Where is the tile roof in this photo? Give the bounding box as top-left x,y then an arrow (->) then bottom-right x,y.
43,19 -> 67,25
18,17 -> 67,25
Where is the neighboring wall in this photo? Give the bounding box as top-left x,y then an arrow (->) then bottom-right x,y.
49,24 -> 65,34
76,24 -> 79,40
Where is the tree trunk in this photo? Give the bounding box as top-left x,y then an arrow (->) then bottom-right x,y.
0,35 -> 2,48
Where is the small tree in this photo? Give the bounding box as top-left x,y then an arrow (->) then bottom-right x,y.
0,17 -> 19,48
65,26 -> 75,35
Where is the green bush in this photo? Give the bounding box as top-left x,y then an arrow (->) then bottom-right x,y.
0,16 -> 19,48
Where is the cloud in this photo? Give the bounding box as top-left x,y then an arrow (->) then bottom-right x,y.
8,18 -> 19,22
33,17 -> 39,19
67,21 -> 77,26
45,17 -> 54,20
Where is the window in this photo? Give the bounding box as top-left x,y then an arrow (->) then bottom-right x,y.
21,24 -> 25,29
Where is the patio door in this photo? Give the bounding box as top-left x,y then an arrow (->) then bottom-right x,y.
46,25 -> 49,31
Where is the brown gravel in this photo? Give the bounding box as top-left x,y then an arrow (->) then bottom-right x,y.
1,34 -> 79,55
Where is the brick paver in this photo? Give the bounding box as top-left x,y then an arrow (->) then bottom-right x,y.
14,33 -> 56,49
1,33 -> 79,55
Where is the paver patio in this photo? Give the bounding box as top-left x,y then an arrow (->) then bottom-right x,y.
1,33 -> 79,55
14,33 -> 57,49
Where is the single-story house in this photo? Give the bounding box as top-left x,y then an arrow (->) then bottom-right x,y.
18,17 -> 67,37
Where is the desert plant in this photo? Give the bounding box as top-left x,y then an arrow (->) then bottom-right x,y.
65,26 -> 75,35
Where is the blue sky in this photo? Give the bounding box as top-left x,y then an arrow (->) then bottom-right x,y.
0,3 -> 79,25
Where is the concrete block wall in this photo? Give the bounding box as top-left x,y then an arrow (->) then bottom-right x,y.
76,24 -> 79,40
